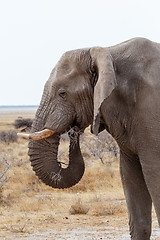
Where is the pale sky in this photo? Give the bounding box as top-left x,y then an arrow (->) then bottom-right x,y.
0,0 -> 160,105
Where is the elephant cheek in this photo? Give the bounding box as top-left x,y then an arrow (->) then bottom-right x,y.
44,110 -> 76,133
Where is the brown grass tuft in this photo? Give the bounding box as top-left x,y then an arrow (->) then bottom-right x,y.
69,199 -> 89,215
89,202 -> 126,216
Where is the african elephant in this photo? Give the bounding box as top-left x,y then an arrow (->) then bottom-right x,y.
18,37 -> 160,240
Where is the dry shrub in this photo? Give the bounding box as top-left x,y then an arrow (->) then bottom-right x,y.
0,130 -> 17,143
90,202 -> 126,216
69,195 -> 126,216
0,156 -> 10,206
0,158 -> 9,186
57,128 -> 119,168
14,118 -> 33,129
80,130 -> 119,164
69,199 -> 89,215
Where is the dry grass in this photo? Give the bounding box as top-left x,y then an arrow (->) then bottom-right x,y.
89,201 -> 126,216
69,199 -> 89,215
0,138 -> 124,215
1,155 -> 124,213
0,112 -> 128,239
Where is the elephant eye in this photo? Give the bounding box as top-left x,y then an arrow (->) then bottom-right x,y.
59,91 -> 67,99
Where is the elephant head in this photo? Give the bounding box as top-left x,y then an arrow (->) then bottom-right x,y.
22,47 -> 117,189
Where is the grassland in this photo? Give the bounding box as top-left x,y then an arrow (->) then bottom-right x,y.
0,111 -> 159,239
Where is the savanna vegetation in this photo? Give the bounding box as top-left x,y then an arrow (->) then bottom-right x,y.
0,111 -> 158,239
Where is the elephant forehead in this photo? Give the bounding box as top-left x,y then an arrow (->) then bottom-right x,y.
52,64 -> 86,89
57,61 -> 83,77
58,49 -> 90,73
52,68 -> 81,87
49,49 -> 91,89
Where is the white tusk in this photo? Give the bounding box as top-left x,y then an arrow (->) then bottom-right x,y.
17,133 -> 30,140
17,129 -> 56,140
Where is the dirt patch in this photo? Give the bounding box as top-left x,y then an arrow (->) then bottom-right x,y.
0,210 -> 159,239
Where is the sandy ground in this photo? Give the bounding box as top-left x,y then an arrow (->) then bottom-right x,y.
0,210 -> 159,239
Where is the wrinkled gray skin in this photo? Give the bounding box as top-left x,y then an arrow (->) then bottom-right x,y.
28,38 -> 160,240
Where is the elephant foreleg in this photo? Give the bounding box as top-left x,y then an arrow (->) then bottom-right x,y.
139,151 -> 160,226
120,151 -> 152,240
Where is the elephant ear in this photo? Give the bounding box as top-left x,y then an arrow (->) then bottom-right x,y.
90,47 -> 117,135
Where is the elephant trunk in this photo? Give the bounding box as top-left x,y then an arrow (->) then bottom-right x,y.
28,127 -> 85,189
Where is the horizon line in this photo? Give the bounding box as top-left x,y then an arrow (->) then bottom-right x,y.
0,105 -> 39,108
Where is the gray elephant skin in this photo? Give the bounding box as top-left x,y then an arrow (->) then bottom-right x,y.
27,38 -> 160,240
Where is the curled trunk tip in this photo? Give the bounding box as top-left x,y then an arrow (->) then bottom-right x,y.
28,127 -> 85,189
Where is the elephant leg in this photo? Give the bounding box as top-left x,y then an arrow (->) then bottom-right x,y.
120,152 -> 152,240
139,151 -> 160,225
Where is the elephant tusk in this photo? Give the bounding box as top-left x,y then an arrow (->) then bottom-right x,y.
17,129 -> 56,140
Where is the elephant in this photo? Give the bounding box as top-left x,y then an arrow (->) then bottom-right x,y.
18,37 -> 160,240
